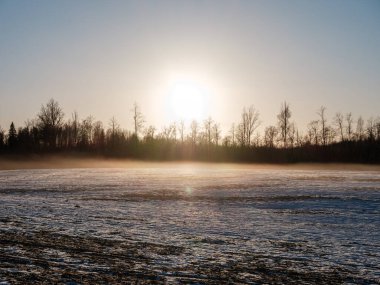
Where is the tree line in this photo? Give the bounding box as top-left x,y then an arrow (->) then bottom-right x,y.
0,98 -> 379,163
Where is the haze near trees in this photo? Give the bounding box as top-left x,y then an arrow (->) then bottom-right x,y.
0,99 -> 379,163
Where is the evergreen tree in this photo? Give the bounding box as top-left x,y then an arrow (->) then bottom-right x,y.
0,128 -> 5,150
8,122 -> 17,149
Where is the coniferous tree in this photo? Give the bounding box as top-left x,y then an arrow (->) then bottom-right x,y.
0,128 -> 5,150
8,122 -> 17,149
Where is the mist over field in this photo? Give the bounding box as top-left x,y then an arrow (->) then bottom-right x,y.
0,163 -> 379,284
1,156 -> 380,171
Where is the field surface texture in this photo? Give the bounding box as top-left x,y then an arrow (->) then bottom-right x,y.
0,165 -> 379,284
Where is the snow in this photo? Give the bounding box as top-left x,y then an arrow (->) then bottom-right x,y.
0,166 -> 379,283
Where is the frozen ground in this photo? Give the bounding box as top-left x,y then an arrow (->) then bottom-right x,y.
0,165 -> 379,284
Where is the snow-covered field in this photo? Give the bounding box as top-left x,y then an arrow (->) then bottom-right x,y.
0,165 -> 379,284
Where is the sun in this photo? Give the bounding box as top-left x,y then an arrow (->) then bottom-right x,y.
168,80 -> 208,122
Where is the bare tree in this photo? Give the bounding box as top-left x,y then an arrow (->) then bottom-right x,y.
178,120 -> 185,143
132,102 -> 144,137
93,121 -> 105,149
107,117 -> 123,150
37,98 -> 64,148
109,116 -> 119,138
79,116 -> 94,146
366,117 -> 374,140
296,129 -> 303,147
317,106 -> 328,146
170,122 -> 177,141
264,126 -> 277,148
288,122 -> 296,148
222,135 -> 232,147
71,111 -> 79,147
212,123 -> 221,145
24,119 -> 36,130
375,117 -> 380,141
345,112 -> 354,141
277,101 -> 291,147
190,120 -> 198,145
237,105 -> 260,146
203,117 -> 214,145
333,112 -> 344,142
374,117 -> 380,141
252,133 -> 261,147
356,116 -> 364,141
161,124 -> 176,141
144,125 -> 156,141
229,123 -> 236,146
244,106 -> 260,145
236,122 -> 245,147
38,99 -> 64,128
325,126 -> 336,144
373,117 -> 380,141
308,120 -> 319,145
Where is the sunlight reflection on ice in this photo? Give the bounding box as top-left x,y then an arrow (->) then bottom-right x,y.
185,186 -> 192,195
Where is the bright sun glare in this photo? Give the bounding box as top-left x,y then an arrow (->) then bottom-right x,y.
168,80 -> 207,122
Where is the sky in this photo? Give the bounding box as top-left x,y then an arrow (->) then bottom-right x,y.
0,0 -> 379,135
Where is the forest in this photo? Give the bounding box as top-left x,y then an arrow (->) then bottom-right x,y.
0,99 -> 379,163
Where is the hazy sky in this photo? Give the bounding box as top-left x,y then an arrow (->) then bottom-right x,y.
1,0 -> 379,134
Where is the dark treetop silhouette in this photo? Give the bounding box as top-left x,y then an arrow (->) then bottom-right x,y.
0,99 -> 379,163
